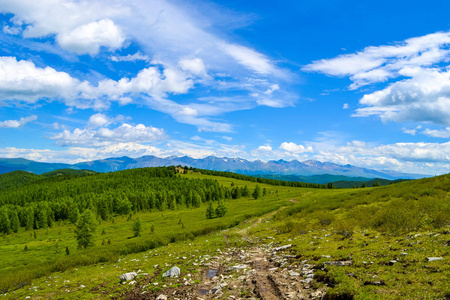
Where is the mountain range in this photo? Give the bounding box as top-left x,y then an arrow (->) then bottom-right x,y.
0,156 -> 426,182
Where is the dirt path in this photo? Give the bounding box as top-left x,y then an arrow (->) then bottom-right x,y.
250,249 -> 284,299
237,210 -> 278,235
117,207 -> 328,299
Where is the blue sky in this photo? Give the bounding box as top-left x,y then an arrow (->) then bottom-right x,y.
0,0 -> 450,175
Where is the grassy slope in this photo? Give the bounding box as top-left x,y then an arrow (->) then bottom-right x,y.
0,172 -> 323,293
247,174 -> 450,299
1,172 -> 449,299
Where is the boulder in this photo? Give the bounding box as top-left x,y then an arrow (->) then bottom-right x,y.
162,266 -> 180,277
427,257 -> 443,262
119,272 -> 137,282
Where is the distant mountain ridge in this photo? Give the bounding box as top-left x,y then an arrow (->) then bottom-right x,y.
0,155 -> 426,180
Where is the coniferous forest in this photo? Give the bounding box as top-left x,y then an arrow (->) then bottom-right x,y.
0,167 -> 246,234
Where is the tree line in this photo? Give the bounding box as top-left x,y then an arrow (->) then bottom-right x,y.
187,167 -> 329,189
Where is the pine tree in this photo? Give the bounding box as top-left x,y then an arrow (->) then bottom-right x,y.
75,209 -> 97,249
206,201 -> 215,219
215,199 -> 228,217
25,207 -> 34,231
252,185 -> 261,199
0,207 -> 11,234
9,209 -> 20,233
262,188 -> 267,197
242,185 -> 250,197
192,192 -> 202,208
132,217 -> 142,237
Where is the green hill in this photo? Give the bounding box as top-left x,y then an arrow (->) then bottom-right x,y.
331,177 -> 409,188
0,170 -> 43,191
41,168 -> 98,178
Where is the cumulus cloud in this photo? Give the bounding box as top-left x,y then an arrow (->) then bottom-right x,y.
179,58 -> 207,77
51,122 -> 166,147
0,56 -> 232,131
257,145 -> 272,151
333,140 -> 450,163
0,0 -> 296,132
353,67 -> 450,126
279,142 -> 313,153
306,140 -> 450,175
421,127 -> 450,138
57,19 -> 125,55
0,143 -> 166,164
305,31 -> 450,127
0,115 -> 37,128
0,0 -> 126,55
0,57 -> 78,103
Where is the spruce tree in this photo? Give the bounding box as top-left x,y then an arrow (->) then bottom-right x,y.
242,185 -> 250,197
75,209 -> 97,249
206,201 -> 215,219
215,199 -> 228,217
252,185 -> 261,199
132,217 -> 142,237
9,209 -> 20,233
0,208 -> 11,234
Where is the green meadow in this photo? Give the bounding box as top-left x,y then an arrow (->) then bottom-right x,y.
0,168 -> 449,299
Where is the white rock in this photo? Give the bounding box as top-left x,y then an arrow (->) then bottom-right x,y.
274,244 -> 292,251
427,257 -> 443,261
228,264 -> 247,270
119,272 -> 137,282
163,266 -> 181,277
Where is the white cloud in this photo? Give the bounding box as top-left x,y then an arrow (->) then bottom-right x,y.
0,0 -> 296,132
402,128 -> 417,136
110,52 -> 150,62
51,123 -> 166,147
87,113 -> 109,128
335,140 -> 450,163
57,19 -> 125,55
421,127 -> 450,138
305,31 -> 450,127
257,145 -> 272,151
0,143 -> 166,164
0,57 -> 78,103
343,103 -> 349,109
221,43 -> 275,75
279,142 -> 314,153
304,31 -> 450,88
0,115 -> 37,128
354,67 -> 450,126
1,0 -> 126,55
179,58 -> 207,77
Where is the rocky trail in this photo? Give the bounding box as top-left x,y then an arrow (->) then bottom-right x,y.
117,240 -> 327,299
